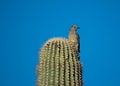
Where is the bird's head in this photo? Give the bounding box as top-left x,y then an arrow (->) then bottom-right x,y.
70,25 -> 80,31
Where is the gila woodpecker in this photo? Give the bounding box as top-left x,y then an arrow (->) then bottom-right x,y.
68,25 -> 80,53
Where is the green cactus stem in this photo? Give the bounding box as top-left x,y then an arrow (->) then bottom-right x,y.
37,38 -> 82,86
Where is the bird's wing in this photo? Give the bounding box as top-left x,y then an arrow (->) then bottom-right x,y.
76,33 -> 80,42
77,32 -> 80,52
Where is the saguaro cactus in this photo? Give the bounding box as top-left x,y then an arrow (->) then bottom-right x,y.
37,38 -> 82,86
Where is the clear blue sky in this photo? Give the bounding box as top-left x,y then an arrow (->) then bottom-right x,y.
0,0 -> 120,86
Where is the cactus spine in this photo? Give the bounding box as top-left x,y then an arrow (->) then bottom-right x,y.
37,38 -> 82,86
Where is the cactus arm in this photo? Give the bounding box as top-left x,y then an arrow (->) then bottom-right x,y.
37,38 -> 82,86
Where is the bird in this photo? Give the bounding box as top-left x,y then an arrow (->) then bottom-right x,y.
68,25 -> 80,53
